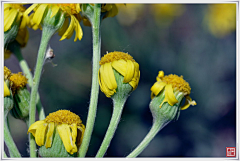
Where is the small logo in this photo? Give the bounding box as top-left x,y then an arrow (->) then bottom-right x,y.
226,147 -> 236,157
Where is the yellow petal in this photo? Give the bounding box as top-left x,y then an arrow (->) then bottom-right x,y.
70,124 -> 77,146
35,122 -> 48,146
19,14 -> 29,29
150,81 -> 166,96
27,120 -> 46,137
57,124 -> 77,155
102,63 -> 117,90
73,16 -> 83,41
24,4 -> 38,16
33,4 -> 48,26
108,4 -> 118,17
164,84 -> 178,106
60,15 -> 75,41
76,4 -> 81,12
123,60 -> 135,83
4,10 -> 18,32
180,96 -> 196,110
112,59 -> 127,76
45,122 -> 55,148
50,5 -> 60,18
77,124 -> 85,146
99,65 -> 115,97
58,18 -> 69,36
129,62 -> 140,90
4,81 -> 10,97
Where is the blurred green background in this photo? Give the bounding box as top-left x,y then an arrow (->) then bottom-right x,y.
4,4 -> 236,157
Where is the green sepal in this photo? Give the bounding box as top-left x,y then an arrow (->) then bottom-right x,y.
11,87 -> 30,120
39,129 -> 76,157
4,22 -> 19,48
81,4 -> 94,21
149,91 -> 184,126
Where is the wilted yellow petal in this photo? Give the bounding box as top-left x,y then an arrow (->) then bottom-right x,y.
33,4 -> 48,26
102,63 -> 117,90
164,84 -> 178,106
35,122 -> 48,146
180,96 -> 196,110
50,5 -> 60,18
70,124 -> 77,146
58,18 -> 69,36
123,60 -> 135,83
150,81 -> 166,96
45,122 -> 55,148
112,59 -> 127,76
57,124 -> 77,155
60,15 -> 75,40
73,16 -> 83,41
27,120 -> 46,137
99,65 -> 115,97
129,62 -> 140,90
4,9 -> 18,32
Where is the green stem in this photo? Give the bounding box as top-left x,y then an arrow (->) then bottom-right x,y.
29,26 -> 55,157
96,98 -> 126,157
4,151 -> 8,158
127,120 -> 164,157
4,120 -> 21,157
78,4 -> 101,157
10,42 -> 46,121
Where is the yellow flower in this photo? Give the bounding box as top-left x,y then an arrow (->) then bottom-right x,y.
116,4 -> 144,26
203,4 -> 236,38
9,72 -> 28,95
4,4 -> 29,32
28,110 -> 85,155
98,51 -> 140,97
4,81 -> 10,97
25,4 -> 83,41
151,71 -> 196,110
4,66 -> 12,80
151,4 -> 185,27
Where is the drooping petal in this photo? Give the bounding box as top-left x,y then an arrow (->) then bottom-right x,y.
77,124 -> 85,146
123,60 -> 135,83
24,4 -> 38,16
35,122 -> 48,146
70,124 -> 77,146
58,18 -> 69,36
129,62 -> 140,90
164,84 -> 178,106
112,59 -> 127,76
60,15 -> 75,41
150,81 -> 166,96
57,124 -> 77,155
45,122 -> 55,148
73,16 -> 83,41
99,65 -> 115,97
27,120 -> 46,137
32,4 -> 48,26
180,96 -> 196,110
102,63 -> 117,90
4,9 -> 18,32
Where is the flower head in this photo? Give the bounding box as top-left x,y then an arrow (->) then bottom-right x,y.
27,110 -> 85,156
151,71 -> 196,110
9,72 -> 28,95
98,51 -> 140,97
203,4 -> 236,38
4,66 -> 12,80
25,4 -> 83,41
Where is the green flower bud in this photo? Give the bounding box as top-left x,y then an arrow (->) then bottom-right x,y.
11,87 -> 30,120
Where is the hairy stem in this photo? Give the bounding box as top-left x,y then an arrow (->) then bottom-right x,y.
78,4 -> 101,157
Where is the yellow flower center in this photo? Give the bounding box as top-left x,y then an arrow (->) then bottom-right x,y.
56,4 -> 80,15
4,66 -> 12,80
9,4 -> 26,12
45,110 -> 82,126
161,74 -> 191,95
99,51 -> 135,65
9,72 -> 28,89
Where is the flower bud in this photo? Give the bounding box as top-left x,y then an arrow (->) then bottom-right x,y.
4,81 -> 14,118
98,51 -> 140,98
150,71 -> 196,122
28,110 -> 85,157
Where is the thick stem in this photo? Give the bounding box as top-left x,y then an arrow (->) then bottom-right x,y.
28,26 -> 54,157
96,99 -> 126,157
4,120 -> 21,157
11,43 -> 46,121
126,120 -> 164,158
78,4 -> 101,157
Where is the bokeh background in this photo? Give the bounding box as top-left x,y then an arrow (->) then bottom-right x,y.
4,3 -> 237,157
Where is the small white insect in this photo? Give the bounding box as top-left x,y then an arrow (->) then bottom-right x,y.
44,46 -> 57,67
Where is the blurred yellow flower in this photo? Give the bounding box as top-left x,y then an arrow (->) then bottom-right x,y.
98,51 -> 140,98
9,72 -> 28,95
151,71 -> 196,110
151,4 -> 185,27
204,4 -> 236,38
116,4 -> 144,26
25,4 -> 83,41
28,110 -> 85,155
4,4 -> 29,32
